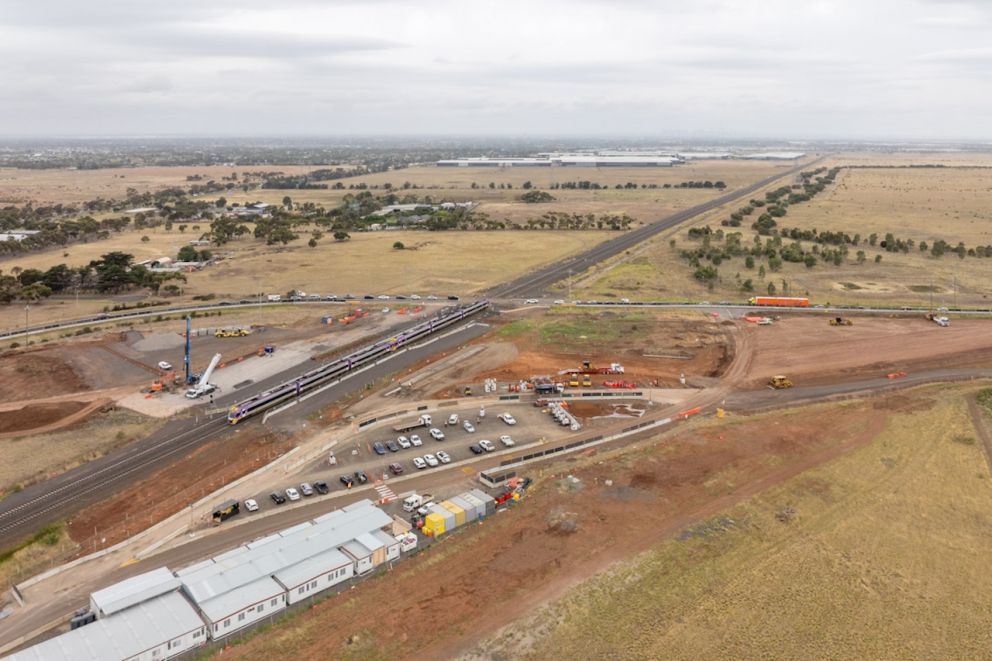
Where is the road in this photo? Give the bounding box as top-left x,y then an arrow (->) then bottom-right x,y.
0,321 -> 490,549
488,156 -> 825,299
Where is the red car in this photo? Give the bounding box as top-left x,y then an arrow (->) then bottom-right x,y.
389,462 -> 404,475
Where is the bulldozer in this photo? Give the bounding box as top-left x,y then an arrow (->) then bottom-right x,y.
829,317 -> 853,326
768,375 -> 793,389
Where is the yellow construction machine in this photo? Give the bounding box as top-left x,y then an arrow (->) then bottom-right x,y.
768,375 -> 793,389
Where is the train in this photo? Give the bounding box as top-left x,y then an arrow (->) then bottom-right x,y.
227,299 -> 490,424
747,296 -> 810,308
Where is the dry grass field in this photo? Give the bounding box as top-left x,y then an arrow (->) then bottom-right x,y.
576,155 -> 992,307
476,386 -> 992,660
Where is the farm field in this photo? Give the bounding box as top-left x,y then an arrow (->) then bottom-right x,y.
208,386 -> 990,660
473,387 -> 992,660
574,155 -> 992,308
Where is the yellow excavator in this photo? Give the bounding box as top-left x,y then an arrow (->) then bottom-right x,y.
768,375 -> 793,389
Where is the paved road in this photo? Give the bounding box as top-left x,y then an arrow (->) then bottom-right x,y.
488,156 -> 825,299
0,321 -> 490,549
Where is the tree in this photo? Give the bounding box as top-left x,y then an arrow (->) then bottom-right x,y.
177,245 -> 200,262
520,190 -> 556,203
856,250 -> 866,264
522,181 -> 533,189
767,282 -> 776,295
803,254 -> 816,268
282,196 -> 293,209
874,254 -> 882,263
333,231 -> 351,242
215,197 -> 227,208
758,265 -> 766,279
178,224 -> 187,233
308,238 -> 318,248
393,241 -> 405,250
141,235 -> 150,242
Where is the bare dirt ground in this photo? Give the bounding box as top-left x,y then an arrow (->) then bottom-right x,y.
0,400 -> 104,437
0,349 -> 89,402
217,394 -> 892,660
66,426 -> 293,554
746,316 -> 992,387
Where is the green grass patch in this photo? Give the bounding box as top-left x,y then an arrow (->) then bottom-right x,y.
496,319 -> 535,338
977,388 -> 992,415
0,521 -> 65,565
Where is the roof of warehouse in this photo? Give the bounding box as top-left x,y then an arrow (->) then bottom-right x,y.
272,547 -> 352,590
8,591 -> 203,661
89,566 -> 180,616
179,500 -> 390,607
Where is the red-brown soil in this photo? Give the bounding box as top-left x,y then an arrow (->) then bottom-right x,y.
67,428 -> 294,553
221,393 -> 897,660
0,400 -> 108,437
747,316 -> 992,386
0,349 -> 89,402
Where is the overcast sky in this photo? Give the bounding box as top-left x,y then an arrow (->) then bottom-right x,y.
2,0 -> 991,140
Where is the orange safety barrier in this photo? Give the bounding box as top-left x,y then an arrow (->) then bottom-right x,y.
678,406 -> 702,419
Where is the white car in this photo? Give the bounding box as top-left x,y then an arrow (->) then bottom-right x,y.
447,413 -> 459,426
429,427 -> 445,441
478,439 -> 496,452
525,298 -> 539,304
397,435 -> 411,449
410,294 -> 422,300
463,420 -> 475,433
285,487 -> 301,502
423,453 -> 439,467
499,413 -> 517,425
377,294 -> 390,300
621,298 -> 630,304
426,295 -> 439,300
299,482 -> 314,497
410,434 -> 423,447
244,498 -> 259,512
437,450 -> 452,464
412,456 -> 427,470
553,299 -> 565,305
157,361 -> 172,371
499,435 -> 515,447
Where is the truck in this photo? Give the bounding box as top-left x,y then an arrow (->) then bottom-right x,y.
927,313 -> 950,327
267,294 -> 281,302
535,382 -> 564,395
186,353 -> 222,399
748,296 -> 810,307
402,492 -> 435,512
560,361 -> 625,375
393,413 -> 432,434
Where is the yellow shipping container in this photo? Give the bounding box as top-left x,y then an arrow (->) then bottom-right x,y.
423,512 -> 446,536
440,501 -> 466,528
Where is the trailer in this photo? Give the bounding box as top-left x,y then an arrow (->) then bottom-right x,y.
393,413 -> 432,434
211,499 -> 240,523
748,296 -> 810,307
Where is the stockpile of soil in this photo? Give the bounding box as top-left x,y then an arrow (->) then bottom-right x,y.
0,350 -> 88,402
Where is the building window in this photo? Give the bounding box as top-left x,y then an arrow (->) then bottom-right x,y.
270,598 -> 277,607
239,612 -> 246,622
310,580 -> 317,589
258,603 -> 265,613
298,586 -> 305,595
224,619 -> 231,628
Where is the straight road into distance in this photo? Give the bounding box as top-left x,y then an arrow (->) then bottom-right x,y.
489,156 -> 826,299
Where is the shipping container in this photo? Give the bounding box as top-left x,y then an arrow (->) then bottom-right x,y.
427,504 -> 455,533
458,492 -> 485,520
423,512 -> 446,536
469,489 -> 497,516
450,496 -> 478,523
440,501 -> 466,528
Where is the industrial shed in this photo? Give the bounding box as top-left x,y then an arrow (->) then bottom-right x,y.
273,547 -> 354,605
7,591 -> 206,661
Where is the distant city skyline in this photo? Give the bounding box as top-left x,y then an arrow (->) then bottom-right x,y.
2,0 -> 992,140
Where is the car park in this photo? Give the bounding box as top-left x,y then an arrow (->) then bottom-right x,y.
479,439 -> 496,452
340,475 -> 354,488
244,498 -> 259,512
157,361 -> 172,370
423,453 -> 439,467
469,444 -> 483,455
386,440 -> 400,452
285,487 -> 301,501
463,420 -> 475,433
429,428 -> 445,441
389,462 -> 404,475
270,492 -> 286,505
299,482 -> 314,497
412,456 -> 427,470
410,434 -> 423,447
373,442 -> 387,455
498,413 -> 517,425
313,480 -> 329,494
397,435 -> 412,449
499,435 -> 515,447
354,469 -> 369,484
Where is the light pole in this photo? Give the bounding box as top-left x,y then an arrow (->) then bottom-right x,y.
24,305 -> 29,334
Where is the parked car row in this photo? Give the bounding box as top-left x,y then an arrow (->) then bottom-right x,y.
412,450 -> 452,470
267,480 -> 330,506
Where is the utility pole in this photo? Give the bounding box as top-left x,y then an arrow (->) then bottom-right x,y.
24,305 -> 29,334
568,267 -> 572,301
184,315 -> 192,385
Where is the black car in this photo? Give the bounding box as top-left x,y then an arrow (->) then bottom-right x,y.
372,442 -> 387,455
469,444 -> 484,455
447,295 -> 460,300
386,440 -> 400,452
239,299 -> 252,304
363,295 -> 374,300
354,469 -> 369,484
394,295 -> 407,300
340,475 -> 354,488
313,480 -> 329,494
270,492 -> 287,505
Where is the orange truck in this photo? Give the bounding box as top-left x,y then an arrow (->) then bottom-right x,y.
748,296 -> 810,307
